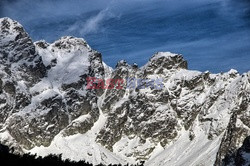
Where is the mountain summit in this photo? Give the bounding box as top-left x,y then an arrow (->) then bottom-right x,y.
0,18 -> 250,166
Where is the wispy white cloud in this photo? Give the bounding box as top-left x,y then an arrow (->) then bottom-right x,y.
68,8 -> 119,36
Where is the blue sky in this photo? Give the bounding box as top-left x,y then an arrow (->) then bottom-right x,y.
1,0 -> 250,73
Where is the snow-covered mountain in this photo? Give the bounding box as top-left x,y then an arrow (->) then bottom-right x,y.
0,17 -> 250,166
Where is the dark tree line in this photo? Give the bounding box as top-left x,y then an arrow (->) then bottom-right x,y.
0,144 -> 144,166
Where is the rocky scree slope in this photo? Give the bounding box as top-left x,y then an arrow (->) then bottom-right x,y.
0,18 -> 250,166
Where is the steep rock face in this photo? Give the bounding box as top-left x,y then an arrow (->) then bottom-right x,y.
0,17 -> 46,130
97,53 -> 187,155
0,18 -> 250,165
215,75 -> 250,166
0,18 -> 105,150
97,52 -> 250,163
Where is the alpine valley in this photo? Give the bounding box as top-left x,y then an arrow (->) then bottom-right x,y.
0,17 -> 250,166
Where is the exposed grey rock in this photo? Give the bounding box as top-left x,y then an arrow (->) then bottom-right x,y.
0,18 -> 104,150
0,18 -> 249,166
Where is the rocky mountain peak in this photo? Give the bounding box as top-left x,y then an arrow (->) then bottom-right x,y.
0,17 -> 26,42
0,18 -> 249,166
0,17 -> 35,62
142,52 -> 188,75
0,18 -> 105,151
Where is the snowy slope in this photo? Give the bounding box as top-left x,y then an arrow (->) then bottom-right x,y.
29,108 -> 128,165
0,17 -> 250,166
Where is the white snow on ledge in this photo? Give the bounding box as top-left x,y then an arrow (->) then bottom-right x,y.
151,52 -> 179,60
28,108 -> 132,165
